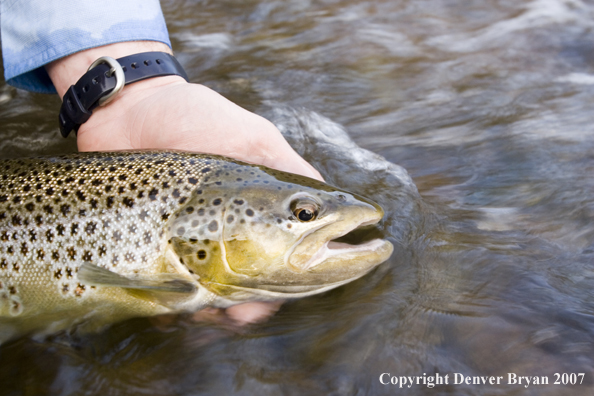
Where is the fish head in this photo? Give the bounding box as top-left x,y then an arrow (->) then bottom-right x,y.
168,164 -> 393,302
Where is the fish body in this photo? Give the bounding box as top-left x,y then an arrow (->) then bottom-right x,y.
0,151 -> 392,341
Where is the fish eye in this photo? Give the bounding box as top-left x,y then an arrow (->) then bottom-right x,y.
295,207 -> 317,222
290,198 -> 319,222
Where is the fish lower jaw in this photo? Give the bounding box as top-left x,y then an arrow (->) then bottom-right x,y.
300,238 -> 389,271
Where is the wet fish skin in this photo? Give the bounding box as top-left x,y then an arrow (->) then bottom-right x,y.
0,151 -> 392,341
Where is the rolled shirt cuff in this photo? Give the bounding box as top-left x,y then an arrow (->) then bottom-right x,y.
1,0 -> 171,94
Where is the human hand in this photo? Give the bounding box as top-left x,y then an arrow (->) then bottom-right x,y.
46,42 -> 322,325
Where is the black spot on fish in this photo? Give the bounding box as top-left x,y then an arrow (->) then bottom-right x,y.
11,215 -> 22,226
124,252 -> 135,263
76,190 -> 85,201
118,186 -> 125,194
0,259 -> 6,269
82,251 -> 93,261
246,209 -> 254,217
161,213 -> 169,221
12,196 -> 21,204
208,221 -> 218,232
118,174 -> 127,181
149,188 -> 159,201
60,204 -> 70,216
85,222 -> 97,235
56,224 -> 65,236
91,179 -> 102,186
123,197 -> 134,208
20,242 -> 28,254
227,215 -> 235,224
67,247 -> 76,260
106,196 -> 115,208
35,215 -> 43,226
71,223 -> 78,235
191,220 -> 199,227
46,230 -> 54,242
197,250 -> 207,260
90,199 -> 98,209
37,249 -> 44,260
43,205 -> 53,214
188,177 -> 198,185
213,198 -> 222,206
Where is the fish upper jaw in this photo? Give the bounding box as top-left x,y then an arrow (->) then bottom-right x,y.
286,202 -> 391,274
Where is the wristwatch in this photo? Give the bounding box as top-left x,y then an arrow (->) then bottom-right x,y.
58,51 -> 188,138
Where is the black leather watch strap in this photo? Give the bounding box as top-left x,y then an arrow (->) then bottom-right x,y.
59,52 -> 188,138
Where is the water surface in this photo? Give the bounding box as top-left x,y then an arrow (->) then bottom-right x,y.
1,0 -> 594,395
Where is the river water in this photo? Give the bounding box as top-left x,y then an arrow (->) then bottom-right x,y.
1,0 -> 594,395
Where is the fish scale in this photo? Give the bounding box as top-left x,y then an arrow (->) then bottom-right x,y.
0,151 -> 218,319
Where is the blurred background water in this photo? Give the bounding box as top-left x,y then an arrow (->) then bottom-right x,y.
1,0 -> 594,395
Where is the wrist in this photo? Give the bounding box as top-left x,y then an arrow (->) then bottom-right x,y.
76,75 -> 188,150
46,41 -> 173,98
50,44 -> 187,139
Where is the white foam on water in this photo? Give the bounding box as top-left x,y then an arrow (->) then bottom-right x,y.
269,106 -> 417,192
356,25 -> 420,57
476,207 -> 522,232
427,0 -> 592,52
556,73 -> 594,85
174,32 -> 233,52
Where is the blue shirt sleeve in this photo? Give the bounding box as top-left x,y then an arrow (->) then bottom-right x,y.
1,0 -> 172,94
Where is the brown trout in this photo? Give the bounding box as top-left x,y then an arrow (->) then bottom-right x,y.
0,151 -> 392,342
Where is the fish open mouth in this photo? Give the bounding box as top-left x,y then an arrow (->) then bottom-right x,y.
288,212 -> 393,273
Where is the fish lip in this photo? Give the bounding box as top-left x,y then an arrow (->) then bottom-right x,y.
202,273 -> 372,298
295,214 -> 385,272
